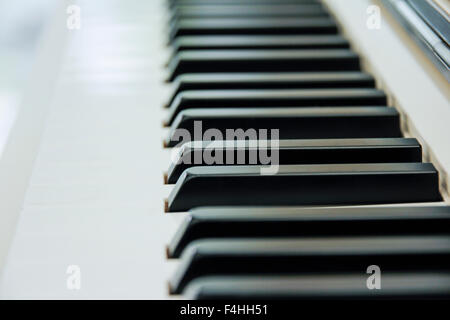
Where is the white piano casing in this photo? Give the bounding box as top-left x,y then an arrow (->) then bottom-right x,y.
0,0 -> 448,299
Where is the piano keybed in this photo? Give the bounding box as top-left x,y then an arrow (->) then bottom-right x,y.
0,0 -> 448,301
162,0 -> 450,299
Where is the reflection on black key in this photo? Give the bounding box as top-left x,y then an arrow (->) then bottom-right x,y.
168,206 -> 450,257
170,18 -> 337,41
170,0 -> 320,8
172,35 -> 348,52
165,88 -> 386,125
184,274 -> 450,299
169,236 -> 450,293
167,72 -> 374,106
165,107 -> 402,147
166,138 -> 422,184
168,49 -> 358,81
167,163 -> 441,212
171,4 -> 329,20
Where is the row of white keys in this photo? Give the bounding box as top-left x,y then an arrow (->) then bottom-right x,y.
0,0 -> 182,299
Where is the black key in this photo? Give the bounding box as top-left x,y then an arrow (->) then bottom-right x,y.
166,138 -> 422,184
170,0 -> 319,7
184,274 -> 450,299
169,236 -> 450,293
168,49 -> 358,81
166,163 -> 441,212
168,206 -> 450,257
165,88 -> 386,125
167,72 -> 374,106
165,107 -> 402,147
171,35 -> 349,52
169,18 -> 338,42
171,4 -> 329,20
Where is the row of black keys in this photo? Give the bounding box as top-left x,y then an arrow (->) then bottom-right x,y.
163,0 -> 450,299
168,206 -> 450,298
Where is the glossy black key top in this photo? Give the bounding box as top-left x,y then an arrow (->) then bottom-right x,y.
171,35 -> 349,53
184,274 -> 450,299
168,206 -> 450,257
170,17 -> 338,41
169,236 -> 450,293
165,107 -> 402,147
169,0 -> 319,7
165,88 -> 386,125
167,72 -> 375,106
166,138 -> 422,184
167,163 -> 441,212
167,49 -> 359,81
171,4 -> 329,20
170,17 -> 337,37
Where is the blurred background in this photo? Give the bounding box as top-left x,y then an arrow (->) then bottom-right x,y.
0,0 -> 55,156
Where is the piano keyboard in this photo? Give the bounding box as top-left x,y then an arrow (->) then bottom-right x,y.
160,0 -> 450,299
0,0 -> 449,300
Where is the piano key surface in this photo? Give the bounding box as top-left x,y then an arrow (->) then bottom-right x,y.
167,163 -> 441,212
166,138 -> 422,184
169,0 -> 321,6
167,71 -> 375,107
169,17 -> 338,41
170,236 -> 450,294
168,206 -> 450,258
167,49 -> 360,81
165,107 -> 403,147
171,35 -> 349,53
0,0 -> 178,299
165,88 -> 387,124
184,273 -> 450,300
171,4 -> 329,20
